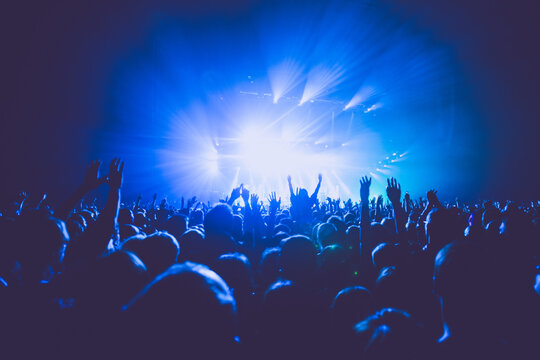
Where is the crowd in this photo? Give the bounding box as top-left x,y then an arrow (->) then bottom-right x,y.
0,158 -> 538,359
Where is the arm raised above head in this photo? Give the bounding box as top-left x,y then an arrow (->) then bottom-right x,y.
311,173 -> 322,199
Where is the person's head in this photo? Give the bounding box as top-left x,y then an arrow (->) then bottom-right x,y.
77,250 -> 148,312
258,247 -> 281,290
374,266 -> 409,310
15,211 -> 69,283
177,228 -> 205,263
260,280 -> 323,357
426,208 -> 462,254
164,214 -> 188,241
213,253 -> 252,300
279,217 -> 294,230
345,225 -> 360,250
317,222 -> 338,248
205,204 -> 234,235
122,262 -> 237,358
434,242 -> 489,331
344,212 -> 356,224
353,308 -> 430,360
328,215 -> 346,234
155,208 -> 170,229
121,231 -> 179,276
380,218 -> 396,238
319,244 -> 352,294
273,223 -> 291,236
371,243 -> 405,269
298,188 -> 309,199
189,208 -> 204,227
279,235 -> 318,284
331,286 -> 375,335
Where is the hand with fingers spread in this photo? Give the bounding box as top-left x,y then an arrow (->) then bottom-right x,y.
241,186 -> 250,205
107,158 -> 124,190
268,192 -> 281,213
229,184 -> 243,205
386,177 -> 401,204
427,189 -> 441,207
360,176 -> 372,202
82,160 -> 107,191
250,193 -> 260,212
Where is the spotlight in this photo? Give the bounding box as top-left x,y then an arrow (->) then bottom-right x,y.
345,86 -> 376,110
364,103 -> 382,113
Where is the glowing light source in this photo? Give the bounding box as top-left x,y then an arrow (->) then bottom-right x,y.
344,86 -> 376,110
268,59 -> 305,103
300,64 -> 345,105
365,103 -> 382,113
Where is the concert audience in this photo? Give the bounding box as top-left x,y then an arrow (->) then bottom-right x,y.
0,158 -> 538,359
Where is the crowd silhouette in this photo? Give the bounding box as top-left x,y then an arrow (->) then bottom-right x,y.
0,158 -> 538,359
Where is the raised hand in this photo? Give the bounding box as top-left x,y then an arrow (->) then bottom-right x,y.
229,184 -> 242,204
250,193 -> 260,212
377,195 -> 384,207
287,175 -> 292,184
404,192 -> 410,203
107,158 -> 124,190
17,191 -> 28,202
160,198 -> 167,209
386,177 -> 401,203
81,160 -> 106,191
187,196 -> 198,209
318,173 -> 322,183
426,189 -> 441,207
268,192 -> 281,212
241,186 -> 250,204
360,176 -> 372,202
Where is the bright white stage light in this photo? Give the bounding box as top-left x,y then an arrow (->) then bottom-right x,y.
344,86 -> 376,110
300,64 -> 345,104
268,59 -> 305,104
365,102 -> 382,113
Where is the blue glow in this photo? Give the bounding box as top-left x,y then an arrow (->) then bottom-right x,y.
101,0 -> 476,202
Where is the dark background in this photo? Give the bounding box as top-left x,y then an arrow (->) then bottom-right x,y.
1,0 -> 538,204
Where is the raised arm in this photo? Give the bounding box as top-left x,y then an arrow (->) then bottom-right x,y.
70,158 -> 124,260
360,176 -> 372,232
357,176 -> 376,283
55,160 -> 106,220
386,177 -> 406,239
287,175 -> 294,198
311,173 -> 323,199
98,158 -> 124,248
227,184 -> 242,206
